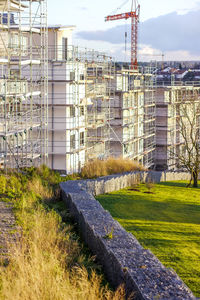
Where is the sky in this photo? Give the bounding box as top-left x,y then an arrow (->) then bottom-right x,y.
48,0 -> 200,61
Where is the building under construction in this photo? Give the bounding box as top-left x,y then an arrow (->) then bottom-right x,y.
46,25 -> 158,174
110,67 -> 156,169
155,81 -> 200,170
0,0 -> 48,169
0,13 -> 156,174
3,1 -> 198,174
47,26 -> 114,173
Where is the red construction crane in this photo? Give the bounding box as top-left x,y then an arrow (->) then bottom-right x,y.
105,0 -> 140,69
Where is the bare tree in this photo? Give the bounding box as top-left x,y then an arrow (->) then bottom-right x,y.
170,97 -> 200,188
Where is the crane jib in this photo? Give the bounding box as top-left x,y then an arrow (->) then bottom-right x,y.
105,11 -> 138,22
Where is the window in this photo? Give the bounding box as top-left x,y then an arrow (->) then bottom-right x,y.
80,132 -> 84,146
9,34 -> 28,53
62,38 -> 68,60
124,144 -> 128,155
139,139 -> 143,153
80,74 -> 84,81
139,94 -> 144,107
21,35 -> 27,52
70,72 -> 75,81
9,33 -> 18,49
80,106 -> 84,116
70,106 -> 75,117
0,139 -> 3,155
70,134 -> 75,150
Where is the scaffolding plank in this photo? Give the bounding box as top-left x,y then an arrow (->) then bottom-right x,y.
0,58 -> 8,64
25,91 -> 41,97
10,59 -> 41,66
11,26 -> 41,34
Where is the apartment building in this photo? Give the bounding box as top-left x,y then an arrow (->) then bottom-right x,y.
47,25 -> 157,173
0,4 -> 162,174
110,67 -> 156,169
155,84 -> 200,170
47,26 -> 114,173
0,0 -> 48,169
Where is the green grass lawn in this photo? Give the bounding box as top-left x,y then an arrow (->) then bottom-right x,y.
96,181 -> 200,297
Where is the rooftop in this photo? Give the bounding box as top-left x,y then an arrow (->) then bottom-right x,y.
48,25 -> 76,30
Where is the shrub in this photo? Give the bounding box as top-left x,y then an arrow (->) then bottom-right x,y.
81,157 -> 144,179
6,176 -> 23,199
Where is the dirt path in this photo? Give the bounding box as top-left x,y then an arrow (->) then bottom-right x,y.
0,201 -> 20,263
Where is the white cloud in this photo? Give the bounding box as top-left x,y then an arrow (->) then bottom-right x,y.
164,50 -> 200,61
176,1 -> 200,15
109,43 -> 200,62
76,8 -> 200,62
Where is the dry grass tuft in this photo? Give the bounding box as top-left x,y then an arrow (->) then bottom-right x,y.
27,177 -> 54,201
0,168 -> 126,300
0,207 -> 125,300
81,157 -> 145,179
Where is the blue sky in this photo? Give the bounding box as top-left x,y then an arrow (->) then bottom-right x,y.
48,0 -> 200,61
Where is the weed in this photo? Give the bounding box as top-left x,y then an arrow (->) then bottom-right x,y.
145,180 -> 155,194
103,227 -> 114,240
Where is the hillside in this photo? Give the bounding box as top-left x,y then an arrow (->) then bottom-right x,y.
0,166 -> 124,300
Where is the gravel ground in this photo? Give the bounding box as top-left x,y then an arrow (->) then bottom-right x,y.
0,201 -> 20,263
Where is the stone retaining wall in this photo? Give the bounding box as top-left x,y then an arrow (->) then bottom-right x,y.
70,171 -> 191,196
60,171 -> 195,300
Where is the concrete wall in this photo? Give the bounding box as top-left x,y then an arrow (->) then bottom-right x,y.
60,171 -> 195,300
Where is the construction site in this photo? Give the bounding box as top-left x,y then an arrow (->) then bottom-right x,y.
0,0 -> 199,173
45,0 -> 156,173
0,0 -> 48,169
46,19 -> 157,174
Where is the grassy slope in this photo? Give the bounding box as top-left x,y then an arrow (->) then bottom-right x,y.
96,182 -> 200,297
0,167 -> 124,300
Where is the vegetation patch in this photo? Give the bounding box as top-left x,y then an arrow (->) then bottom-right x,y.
80,157 -> 144,179
96,181 -> 200,297
0,166 -> 124,300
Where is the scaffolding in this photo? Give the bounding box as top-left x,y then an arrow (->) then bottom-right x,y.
47,26 -> 156,173
85,50 -> 115,162
110,66 -> 156,169
155,79 -> 200,170
48,42 -> 115,174
0,0 -> 48,169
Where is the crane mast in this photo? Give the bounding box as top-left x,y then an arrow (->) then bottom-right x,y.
105,1 -> 140,69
